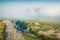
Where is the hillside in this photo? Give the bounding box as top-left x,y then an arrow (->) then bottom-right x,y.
0,19 -> 60,40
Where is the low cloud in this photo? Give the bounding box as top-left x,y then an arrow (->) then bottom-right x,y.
0,2 -> 60,19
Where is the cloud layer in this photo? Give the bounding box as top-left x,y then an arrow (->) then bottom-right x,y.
0,2 -> 60,19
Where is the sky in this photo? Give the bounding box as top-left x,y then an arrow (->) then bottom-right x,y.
0,0 -> 60,19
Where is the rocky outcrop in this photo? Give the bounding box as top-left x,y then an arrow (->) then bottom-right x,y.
3,20 -> 24,40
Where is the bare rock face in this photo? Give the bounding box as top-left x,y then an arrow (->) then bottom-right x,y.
3,20 -> 24,40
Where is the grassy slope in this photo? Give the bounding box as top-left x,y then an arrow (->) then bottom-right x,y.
23,20 -> 60,40
0,22 -> 5,40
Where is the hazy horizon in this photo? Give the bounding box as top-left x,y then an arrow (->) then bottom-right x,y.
0,0 -> 60,19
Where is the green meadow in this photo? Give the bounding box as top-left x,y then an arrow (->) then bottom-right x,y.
22,20 -> 60,40
0,21 -> 5,40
